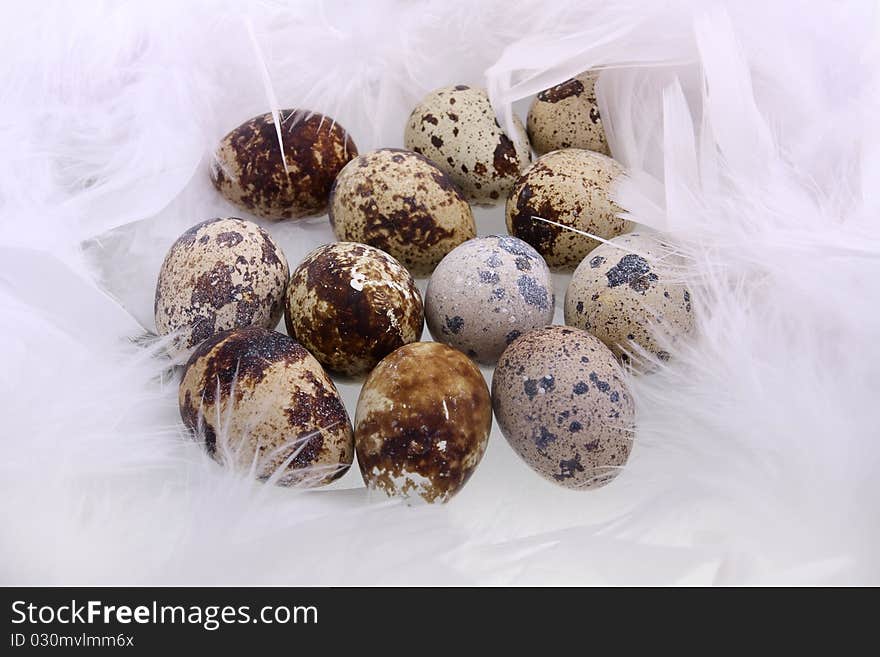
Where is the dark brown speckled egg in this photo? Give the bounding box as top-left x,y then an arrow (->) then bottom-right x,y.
492,326 -> 635,490
354,342 -> 492,503
285,242 -> 424,378
154,217 -> 289,353
329,148 -> 475,276
404,85 -> 531,205
211,109 -> 357,220
506,149 -> 630,270
527,72 -> 610,156
179,326 -> 353,487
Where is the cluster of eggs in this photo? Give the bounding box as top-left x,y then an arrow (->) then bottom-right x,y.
155,73 -> 695,503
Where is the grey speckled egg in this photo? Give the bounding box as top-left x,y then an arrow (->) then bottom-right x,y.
285,242 -> 424,378
565,232 -> 695,367
404,85 -> 531,205
527,72 -> 609,156
211,109 -> 357,220
355,342 -> 492,503
492,326 -> 635,490
425,235 -> 555,365
506,149 -> 631,270
329,148 -> 475,276
179,326 -> 354,487
154,217 -> 289,352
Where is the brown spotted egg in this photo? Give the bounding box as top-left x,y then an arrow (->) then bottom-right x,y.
506,149 -> 630,270
285,242 -> 424,378
211,109 -> 357,220
492,326 -> 635,490
527,72 -> 610,156
425,235 -> 555,365
404,85 -> 531,205
154,217 -> 289,353
565,232 -> 695,367
179,326 -> 353,487
329,148 -> 475,276
355,342 -> 492,503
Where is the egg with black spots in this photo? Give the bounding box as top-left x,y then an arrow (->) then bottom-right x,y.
355,342 -> 492,503
211,109 -> 357,220
506,149 -> 630,270
565,232 -> 695,367
329,148 -> 475,276
425,235 -> 555,364
404,85 -> 531,205
154,217 -> 289,353
492,326 -> 635,490
527,72 -> 609,156
179,326 -> 354,487
285,242 -> 424,377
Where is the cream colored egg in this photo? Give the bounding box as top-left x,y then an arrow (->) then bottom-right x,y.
506,149 -> 630,270
154,217 -> 289,353
329,148 -> 475,276
564,232 -> 695,367
404,85 -> 531,205
527,72 -> 610,156
179,326 -> 354,487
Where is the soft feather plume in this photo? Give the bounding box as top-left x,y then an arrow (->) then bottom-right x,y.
0,0 -> 877,585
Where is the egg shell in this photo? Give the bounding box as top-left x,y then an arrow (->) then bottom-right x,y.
425,235 -> 555,365
211,109 -> 357,220
404,85 -> 531,205
492,325 -> 635,490
564,232 -> 695,367
329,148 -> 475,276
285,242 -> 424,377
527,72 -> 610,156
179,326 -> 354,487
154,217 -> 289,352
506,149 -> 630,270
354,341 -> 492,503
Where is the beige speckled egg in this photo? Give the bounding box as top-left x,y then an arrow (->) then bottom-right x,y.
211,109 -> 357,220
527,72 -> 610,156
179,326 -> 353,487
354,342 -> 492,503
285,242 -> 424,378
506,149 -> 630,271
492,326 -> 635,490
329,148 -> 475,276
425,235 -> 555,365
564,232 -> 695,367
404,85 -> 531,205
154,217 -> 289,352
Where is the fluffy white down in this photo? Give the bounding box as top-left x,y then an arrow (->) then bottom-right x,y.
1,0 -> 878,585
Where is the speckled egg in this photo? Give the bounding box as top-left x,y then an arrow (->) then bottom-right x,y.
179,326 -> 354,487
404,85 -> 531,205
354,342 -> 492,503
527,72 -> 609,156
492,326 -> 635,490
329,148 -> 475,276
506,149 -> 630,270
425,235 -> 555,365
154,217 -> 289,352
211,109 -> 357,220
285,242 -> 424,377
564,232 -> 695,367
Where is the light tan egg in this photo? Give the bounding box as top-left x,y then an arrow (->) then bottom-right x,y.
492,326 -> 635,490
179,326 -> 353,487
154,217 -> 289,353
564,232 -> 695,368
211,109 -> 357,220
404,85 -> 531,205
506,149 -> 630,270
527,72 -> 610,156
329,148 -> 475,277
